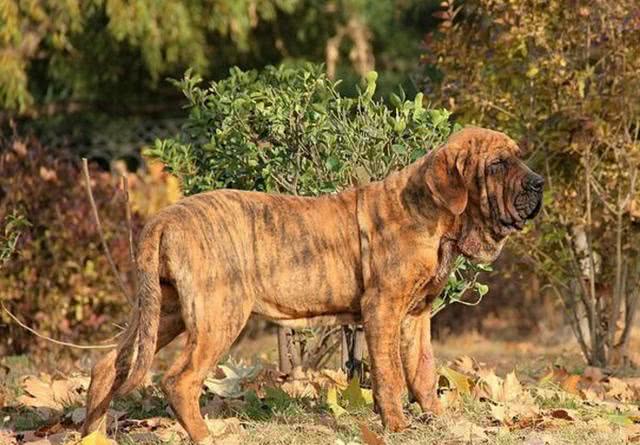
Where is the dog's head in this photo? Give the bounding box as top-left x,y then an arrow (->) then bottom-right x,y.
423,127 -> 544,262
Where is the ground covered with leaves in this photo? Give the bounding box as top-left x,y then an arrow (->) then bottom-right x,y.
1,334 -> 640,445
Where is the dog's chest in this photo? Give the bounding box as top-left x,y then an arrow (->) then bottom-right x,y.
408,240 -> 457,314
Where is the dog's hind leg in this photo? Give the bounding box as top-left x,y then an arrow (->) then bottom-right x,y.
81,349 -> 118,436
81,306 -> 185,436
160,282 -> 252,444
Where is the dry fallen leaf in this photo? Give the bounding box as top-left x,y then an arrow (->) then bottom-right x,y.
623,424 -> 640,443
453,355 -> 477,376
440,366 -> 472,395
438,386 -> 460,409
0,429 -> 17,445
79,431 -> 115,445
503,372 -> 523,402
476,371 -> 539,425
605,377 -> 634,402
205,416 -> 242,436
490,404 -> 507,423
281,379 -> 318,399
320,369 -> 349,390
549,408 -> 576,421
18,375 -> 89,420
474,369 -> 503,401
560,375 -> 581,395
449,419 -> 488,442
204,361 -> 262,399
35,421 -> 64,437
201,396 -> 227,419
23,439 -> 53,445
39,166 -> 58,182
583,366 -> 605,383
12,140 -> 27,157
539,366 -> 569,385
580,386 -> 601,401
203,417 -> 242,445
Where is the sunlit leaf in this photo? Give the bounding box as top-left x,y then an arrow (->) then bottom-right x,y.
326,386 -> 347,417
342,377 -> 369,409
440,366 -> 472,395
80,431 -> 114,445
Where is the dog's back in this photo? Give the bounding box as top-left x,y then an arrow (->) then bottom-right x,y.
149,189 -> 364,320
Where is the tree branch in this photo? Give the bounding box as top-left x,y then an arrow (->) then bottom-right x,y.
1,302 -> 117,349
121,174 -> 136,265
82,159 -> 133,305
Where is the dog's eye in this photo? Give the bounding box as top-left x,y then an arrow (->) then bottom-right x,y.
488,159 -> 506,174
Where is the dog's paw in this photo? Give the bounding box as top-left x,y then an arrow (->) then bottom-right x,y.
417,395 -> 443,417
384,415 -> 410,432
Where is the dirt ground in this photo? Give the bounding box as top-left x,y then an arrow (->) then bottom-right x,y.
1,321 -> 639,445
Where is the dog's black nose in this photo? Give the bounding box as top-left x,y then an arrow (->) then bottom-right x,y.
527,174 -> 544,192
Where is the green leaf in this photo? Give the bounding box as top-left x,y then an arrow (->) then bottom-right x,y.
325,156 -> 341,172
607,414 -> 633,426
342,377 -> 369,410
475,283 -> 489,297
326,386 -> 347,417
364,71 -> 378,99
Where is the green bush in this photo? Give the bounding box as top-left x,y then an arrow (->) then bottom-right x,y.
150,63 -> 454,195
150,63 -> 488,313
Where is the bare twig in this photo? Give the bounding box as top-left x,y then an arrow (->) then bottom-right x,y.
304,326 -> 342,368
1,302 -> 117,349
121,175 -> 136,265
549,283 -> 591,362
315,340 -> 342,370
82,159 -> 133,305
617,259 -> 640,349
583,143 -> 601,363
609,207 -> 624,349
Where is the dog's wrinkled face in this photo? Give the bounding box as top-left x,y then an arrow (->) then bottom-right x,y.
425,127 -> 544,262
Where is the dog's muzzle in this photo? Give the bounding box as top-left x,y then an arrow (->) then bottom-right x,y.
515,173 -> 544,220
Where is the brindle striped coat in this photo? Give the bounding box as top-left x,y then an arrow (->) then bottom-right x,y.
82,127 -> 544,443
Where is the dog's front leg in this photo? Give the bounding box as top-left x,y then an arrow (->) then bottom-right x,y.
401,308 -> 441,416
362,290 -> 409,432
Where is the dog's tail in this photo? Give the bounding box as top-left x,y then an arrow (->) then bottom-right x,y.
112,222 -> 163,397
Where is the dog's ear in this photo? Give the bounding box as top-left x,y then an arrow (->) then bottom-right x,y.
425,146 -> 468,216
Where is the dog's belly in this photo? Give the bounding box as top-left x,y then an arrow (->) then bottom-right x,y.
256,312 -> 361,328
248,242 -> 363,325
170,189 -> 364,321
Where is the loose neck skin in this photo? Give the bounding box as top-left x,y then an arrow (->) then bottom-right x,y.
354,152 -> 463,291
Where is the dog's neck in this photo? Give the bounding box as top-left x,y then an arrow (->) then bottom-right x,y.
354,158 -> 461,289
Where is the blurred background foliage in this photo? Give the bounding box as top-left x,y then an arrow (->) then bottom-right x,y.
1,0 -> 438,114
1,0 -> 442,169
0,131 -> 181,357
1,0 -> 449,360
422,0 -> 640,366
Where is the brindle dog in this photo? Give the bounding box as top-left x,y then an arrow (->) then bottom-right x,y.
82,127 -> 543,443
